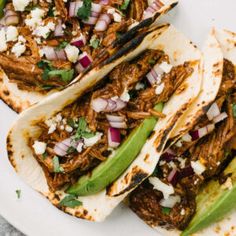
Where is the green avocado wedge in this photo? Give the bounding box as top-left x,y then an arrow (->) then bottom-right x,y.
67,103 -> 164,196
181,157 -> 236,236
0,0 -> 6,18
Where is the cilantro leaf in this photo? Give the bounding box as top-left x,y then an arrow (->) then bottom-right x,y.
89,37 -> 100,49
74,117 -> 95,140
42,152 -> 48,159
59,195 -> 82,208
16,189 -> 21,199
67,146 -> 76,154
161,207 -> 171,215
233,103 -> 236,118
67,118 -> 75,128
77,0 -> 92,20
56,41 -> 69,51
48,69 -> 74,82
53,156 -> 64,173
148,59 -> 156,65
120,0 -> 131,10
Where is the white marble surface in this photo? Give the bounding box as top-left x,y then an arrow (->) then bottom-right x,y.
0,215 -> 24,236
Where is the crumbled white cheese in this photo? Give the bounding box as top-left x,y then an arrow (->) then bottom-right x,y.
175,140 -> 183,147
149,177 -> 174,199
64,44 -> 79,63
155,83 -> 165,95
221,177 -> 233,190
107,8 -> 122,22
76,142 -> 84,153
0,29 -> 7,52
159,62 -> 173,73
65,125 -> 73,133
13,0 -> 32,11
55,114 -> 62,122
191,160 -> 206,175
168,161 -> 176,169
120,89 -> 130,102
18,35 -> 26,43
83,132 -> 103,147
32,141 -> 47,155
11,42 -> 26,57
182,133 -> 192,142
6,26 -> 18,42
135,82 -> 145,90
48,123 -> 57,134
178,157 -> 186,169
33,22 -> 55,39
25,8 -> 45,30
180,209 -> 186,215
60,125 -> 65,130
160,195 -> 181,208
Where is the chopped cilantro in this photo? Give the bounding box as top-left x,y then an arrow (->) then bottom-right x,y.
56,41 -> 69,50
74,117 -> 94,140
41,84 -> 55,90
120,0 -> 131,10
233,103 -> 236,118
89,37 -> 100,49
161,207 -> 171,215
53,156 -> 64,173
77,0 -> 92,20
148,59 -> 156,65
48,4 -> 54,17
48,69 -> 74,82
16,189 -> 21,199
67,118 -> 75,128
67,146 -> 76,154
37,60 -> 74,82
59,195 -> 82,208
42,152 -> 48,159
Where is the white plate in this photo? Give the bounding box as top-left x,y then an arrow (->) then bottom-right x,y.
1,0 -> 236,235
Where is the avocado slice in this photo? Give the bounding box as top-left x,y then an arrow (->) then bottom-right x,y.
67,103 -> 164,196
182,157 -> 236,236
0,0 -> 6,18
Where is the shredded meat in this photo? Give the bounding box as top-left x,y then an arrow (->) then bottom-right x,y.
129,58 -> 236,231
129,182 -> 196,230
32,49 -> 193,191
129,0 -> 147,21
55,0 -> 68,19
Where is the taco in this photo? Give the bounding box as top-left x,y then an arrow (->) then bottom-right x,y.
7,24 -> 202,222
129,28 -> 236,235
0,0 -> 178,113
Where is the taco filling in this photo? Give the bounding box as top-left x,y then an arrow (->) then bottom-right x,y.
0,0 -> 170,93
129,58 -> 236,230
29,49 -> 193,193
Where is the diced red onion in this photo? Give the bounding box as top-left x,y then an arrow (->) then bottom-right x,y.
83,16 -> 98,25
179,166 -> 194,179
71,35 -> 86,48
100,0 -> 109,5
69,1 -> 83,17
54,20 -> 64,37
108,127 -> 121,148
189,124 -> 215,141
109,121 -> 127,129
143,0 -> 164,19
75,52 -> 92,73
91,3 -> 102,13
92,97 -> 127,113
91,98 -> 108,113
213,112 -> 228,124
161,149 -> 176,162
95,13 -> 111,32
167,169 -> 179,186
5,9 -> 19,26
146,63 -> 163,86
106,114 -> 125,123
54,138 -> 79,156
206,102 -> 220,121
42,46 -> 67,61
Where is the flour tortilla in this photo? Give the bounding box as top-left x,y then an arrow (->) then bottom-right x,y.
7,24 -> 201,222
0,0 -> 178,113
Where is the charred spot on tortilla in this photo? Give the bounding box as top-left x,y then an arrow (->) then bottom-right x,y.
144,154 -> 150,163
148,130 -> 156,140
107,166 -> 149,197
3,90 -> 9,96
